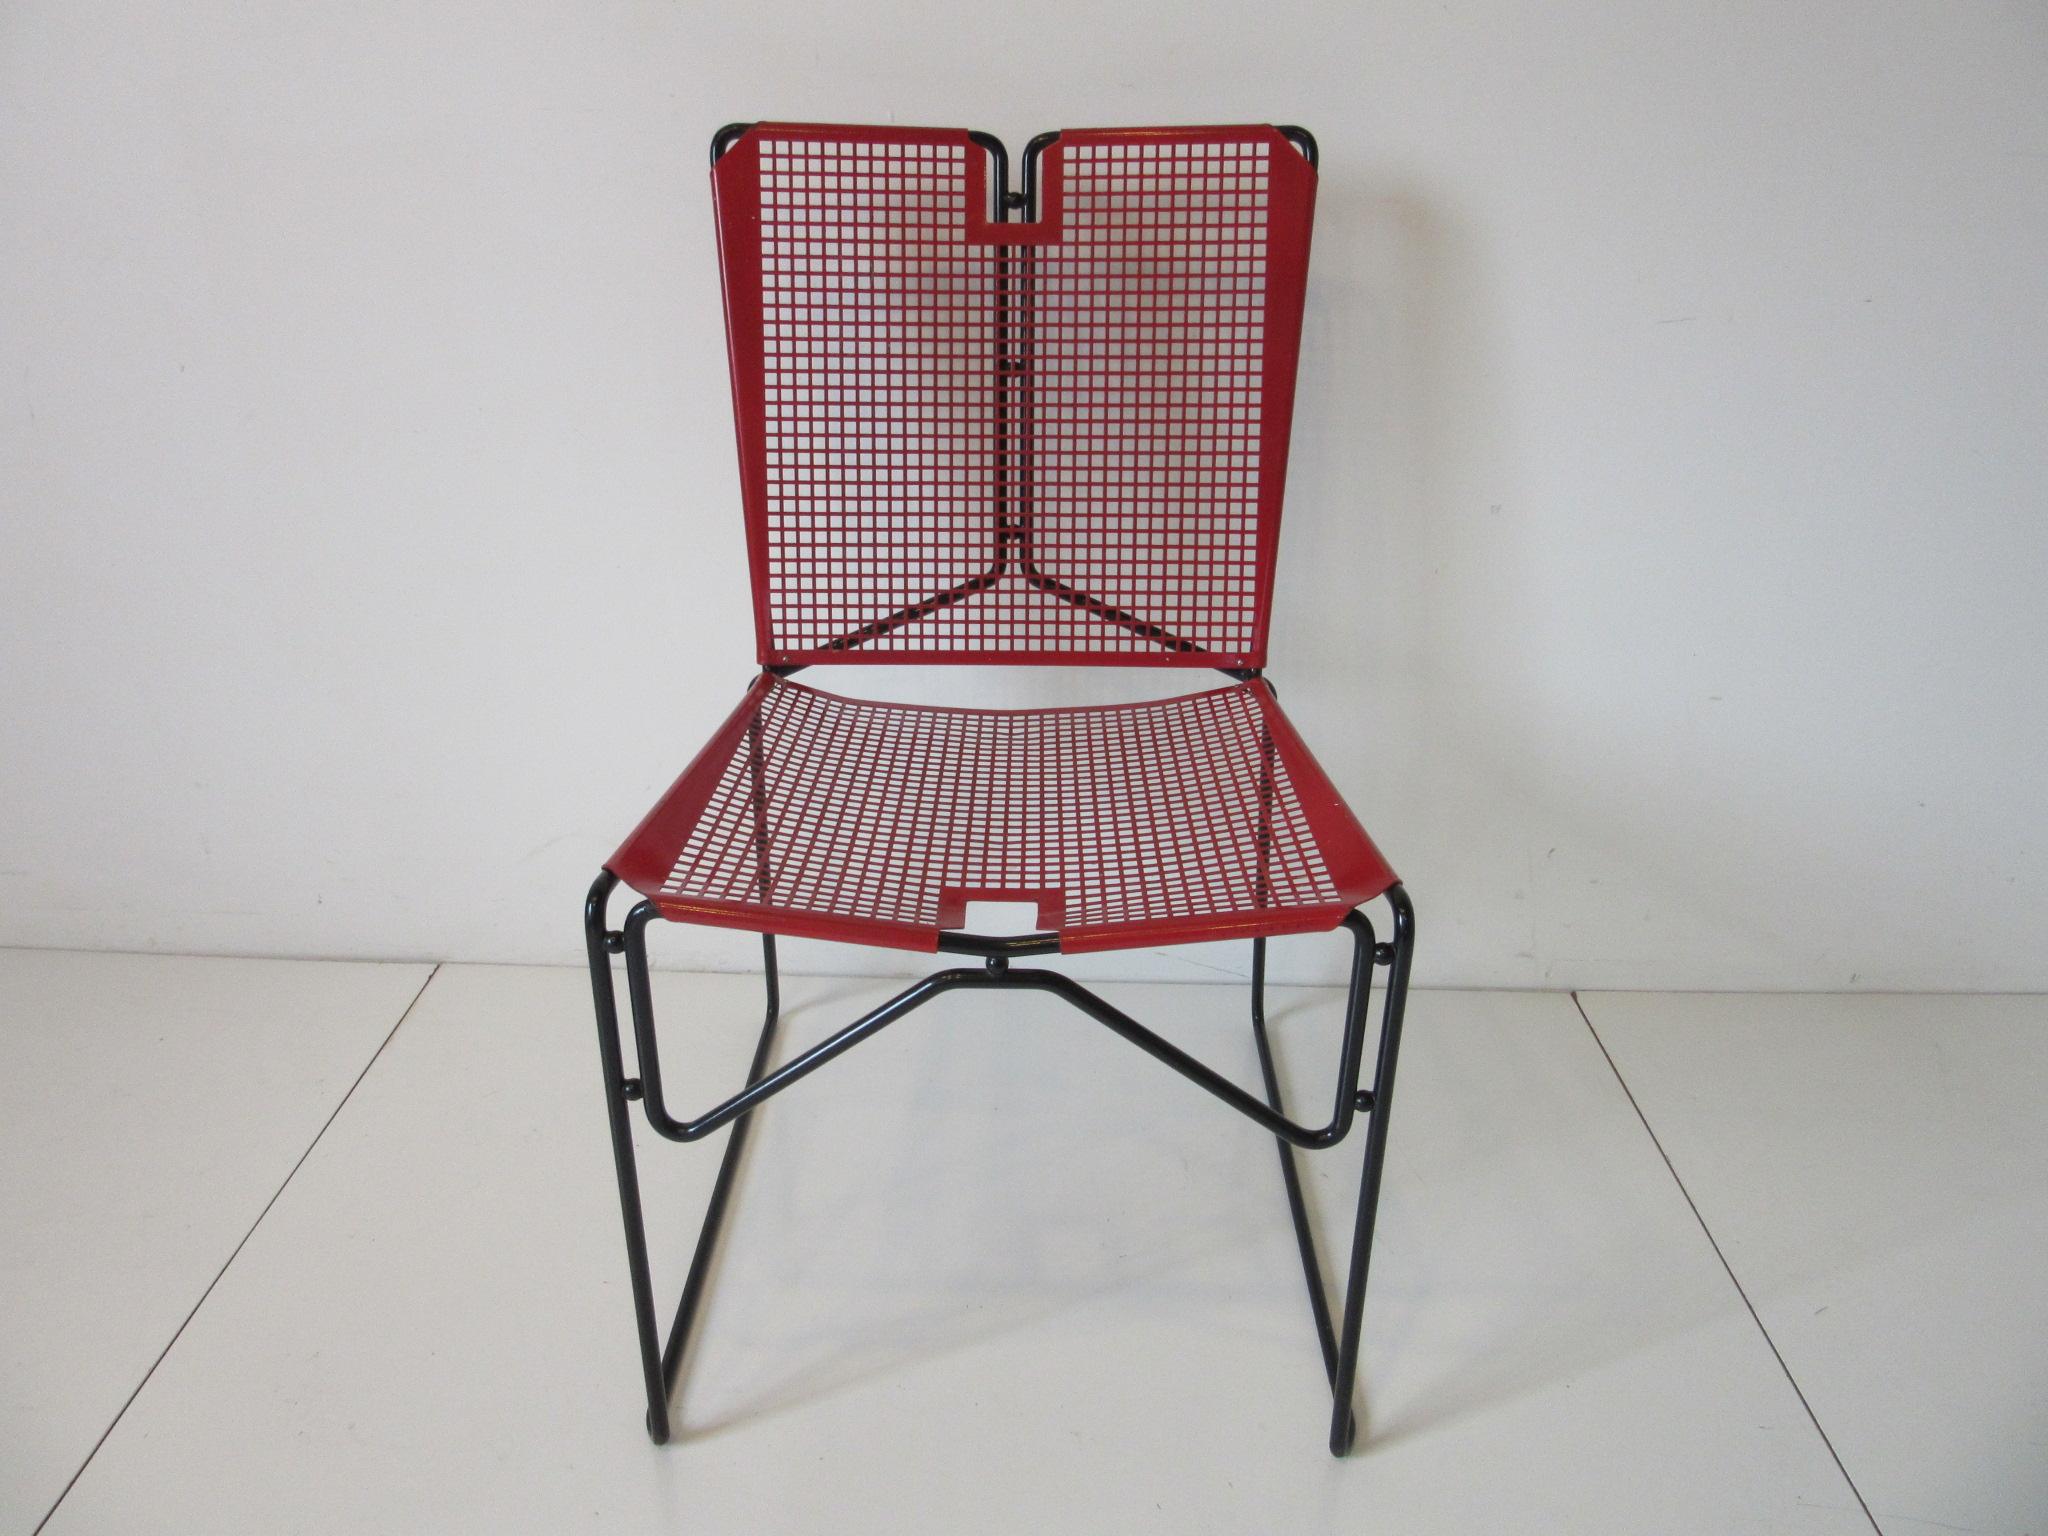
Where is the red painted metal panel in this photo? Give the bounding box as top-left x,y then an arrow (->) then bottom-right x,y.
607,676 -> 1395,955
710,123 -> 1317,669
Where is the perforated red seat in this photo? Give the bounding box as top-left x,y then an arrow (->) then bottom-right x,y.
608,674 -> 1395,954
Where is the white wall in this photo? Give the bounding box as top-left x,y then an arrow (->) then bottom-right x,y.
2,1 -> 2043,989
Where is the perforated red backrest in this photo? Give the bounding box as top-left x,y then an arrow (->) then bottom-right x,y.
711,122 -> 1317,668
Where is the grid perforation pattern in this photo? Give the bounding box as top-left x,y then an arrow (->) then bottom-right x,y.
645,678 -> 1355,949
752,135 -> 1003,653
714,124 -> 1315,666
1024,137 -> 1273,658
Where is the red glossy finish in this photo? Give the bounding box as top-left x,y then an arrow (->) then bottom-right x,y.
607,675 -> 1396,954
608,123 -> 1396,954
711,122 -> 1317,669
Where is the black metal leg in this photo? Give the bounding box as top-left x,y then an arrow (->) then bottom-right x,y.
657,933 -> 780,1406
1329,885 -> 1414,1454
1251,934 -> 1346,1384
1252,886 -> 1415,1456
586,872 -> 782,1444
584,870 -> 671,1442
589,869 -> 1411,1456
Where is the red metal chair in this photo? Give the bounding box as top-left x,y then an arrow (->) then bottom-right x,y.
584,122 -> 1414,1456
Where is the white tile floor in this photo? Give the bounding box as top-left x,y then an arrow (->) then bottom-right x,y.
0,951 -> 431,1534
1588,993 -> 2048,1536
2,953 -> 2039,1535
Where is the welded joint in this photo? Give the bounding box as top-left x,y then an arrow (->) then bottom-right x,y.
605,932 -> 627,954
621,1078 -> 645,1101
1373,943 -> 1394,966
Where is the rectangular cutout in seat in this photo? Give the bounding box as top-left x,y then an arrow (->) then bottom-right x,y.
937,887 -> 1067,934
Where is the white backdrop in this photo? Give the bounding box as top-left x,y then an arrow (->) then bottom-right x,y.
2,1 -> 2043,989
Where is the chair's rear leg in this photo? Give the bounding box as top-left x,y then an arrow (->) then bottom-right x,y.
1250,937 -> 1342,1382
584,871 -> 672,1443
1327,884 -> 1415,1455
655,714 -> 787,1403
659,934 -> 781,1400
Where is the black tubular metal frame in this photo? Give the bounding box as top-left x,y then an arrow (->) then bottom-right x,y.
585,872 -> 1413,1456
585,121 -> 1411,1458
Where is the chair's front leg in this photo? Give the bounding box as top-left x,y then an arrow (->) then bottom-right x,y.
1328,883 -> 1415,1454
584,870 -> 673,1443
1250,933 -> 1347,1386
595,886 -> 785,1446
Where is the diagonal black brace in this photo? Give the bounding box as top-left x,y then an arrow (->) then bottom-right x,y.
616,902 -> 1379,1150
